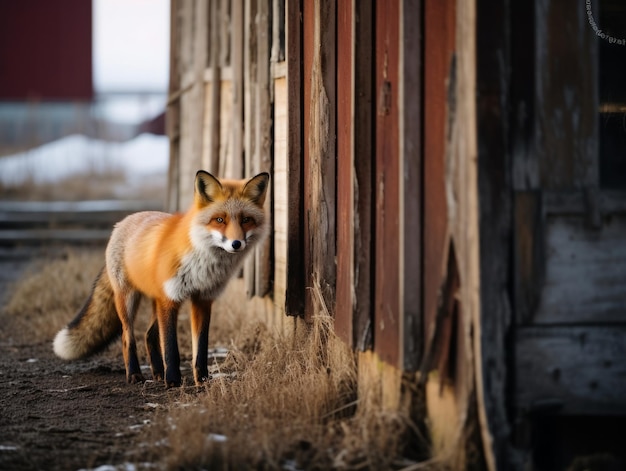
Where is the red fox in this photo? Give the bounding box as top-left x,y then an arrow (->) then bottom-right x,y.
53,171 -> 270,387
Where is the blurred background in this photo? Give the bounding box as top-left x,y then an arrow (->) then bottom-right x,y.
0,0 -> 170,201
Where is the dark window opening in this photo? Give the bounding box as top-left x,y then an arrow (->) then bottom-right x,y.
598,0 -> 626,188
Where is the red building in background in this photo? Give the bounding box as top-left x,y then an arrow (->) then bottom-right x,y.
0,1 -> 164,155
0,0 -> 93,100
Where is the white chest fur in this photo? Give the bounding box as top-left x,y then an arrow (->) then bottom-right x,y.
163,248 -> 244,302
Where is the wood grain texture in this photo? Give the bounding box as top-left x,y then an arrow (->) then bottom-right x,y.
335,0 -> 355,346
303,0 -> 336,322
475,0 -> 513,468
285,0 -> 305,317
514,191 -> 545,325
374,0 -> 400,367
401,0 -> 422,371
534,215 -> 626,324
273,77 -> 288,316
535,0 -> 598,191
516,326 -> 626,415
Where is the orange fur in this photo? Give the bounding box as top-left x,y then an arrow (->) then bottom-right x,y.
53,171 -> 270,387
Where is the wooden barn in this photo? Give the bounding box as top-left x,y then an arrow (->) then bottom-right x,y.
166,1 -> 626,469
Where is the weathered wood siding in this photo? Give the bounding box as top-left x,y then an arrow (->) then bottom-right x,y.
302,0 -> 337,320
284,0 -> 306,317
517,326 -> 626,415
511,0 -> 626,421
168,0 -> 279,301
373,0 -> 401,366
475,0 -> 515,467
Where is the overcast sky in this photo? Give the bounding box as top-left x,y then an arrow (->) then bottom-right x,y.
93,0 -> 169,93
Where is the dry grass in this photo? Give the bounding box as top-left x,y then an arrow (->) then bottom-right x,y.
2,251 -> 429,470
146,312 -> 418,471
2,249 -> 107,342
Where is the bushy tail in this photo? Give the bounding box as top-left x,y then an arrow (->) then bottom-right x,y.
53,267 -> 122,360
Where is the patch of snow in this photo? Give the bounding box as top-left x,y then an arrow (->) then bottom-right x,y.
207,433 -> 228,443
0,134 -> 168,186
0,445 -> 19,451
77,463 -> 150,471
129,419 -> 152,431
281,459 -> 304,471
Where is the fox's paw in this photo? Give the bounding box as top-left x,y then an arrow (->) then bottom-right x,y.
165,379 -> 181,389
127,373 -> 146,384
164,371 -> 182,388
194,374 -> 212,386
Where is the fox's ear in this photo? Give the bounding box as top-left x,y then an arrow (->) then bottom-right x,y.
195,170 -> 223,203
242,172 -> 270,206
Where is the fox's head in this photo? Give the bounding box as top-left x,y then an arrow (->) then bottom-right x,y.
190,171 -> 270,254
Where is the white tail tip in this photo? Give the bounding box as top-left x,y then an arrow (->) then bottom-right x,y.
53,328 -> 78,360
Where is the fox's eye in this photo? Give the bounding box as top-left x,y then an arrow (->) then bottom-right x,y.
242,216 -> 252,224
215,217 -> 224,224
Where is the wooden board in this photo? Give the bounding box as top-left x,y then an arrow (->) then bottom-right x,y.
423,0 -> 455,352
533,215 -> 626,324
284,0 -> 305,317
513,191 -> 545,325
218,78 -> 234,177
374,0 -> 400,366
253,0 -> 272,298
302,0 -> 336,321
335,0 -> 374,350
335,0 -> 355,346
273,76 -> 288,316
516,326 -> 626,415
475,0 -> 512,468
401,0 -> 423,371
535,0 -> 598,190
176,0 -> 208,209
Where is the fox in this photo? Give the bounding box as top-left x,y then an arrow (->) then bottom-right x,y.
53,171 -> 270,387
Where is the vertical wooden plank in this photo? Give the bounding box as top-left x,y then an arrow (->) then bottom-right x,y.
335,0 -> 354,345
285,0 -> 305,317
273,76 -> 289,316
177,0 -> 193,209
230,0 -> 244,178
244,0 -> 257,178
303,0 -> 336,321
218,77 -> 233,176
374,0 -> 400,366
243,0 -> 258,298
423,0 -> 455,354
352,2 -> 374,351
166,0 -> 181,212
510,1 -> 536,191
271,0 -> 286,62
253,0 -> 273,297
475,0 -> 512,468
535,0 -> 598,191
178,0 -> 208,209
302,0 -> 314,315
513,191 -> 544,325
401,0 -> 423,370
204,1 -> 221,176
336,0 -> 374,349
192,0 -> 208,168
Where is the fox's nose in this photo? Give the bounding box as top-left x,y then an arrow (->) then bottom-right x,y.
231,240 -> 242,250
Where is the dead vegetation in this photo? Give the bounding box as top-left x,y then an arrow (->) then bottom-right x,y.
146,315 -> 418,470
2,250 -> 432,470
2,249 -> 107,342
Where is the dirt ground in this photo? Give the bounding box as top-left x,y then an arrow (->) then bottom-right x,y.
0,322 -> 180,471
0,249 -> 194,471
